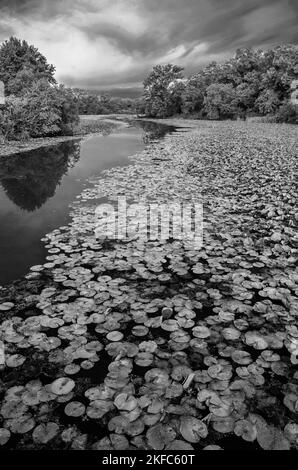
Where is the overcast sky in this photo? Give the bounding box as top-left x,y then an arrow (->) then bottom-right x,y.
0,0 -> 297,95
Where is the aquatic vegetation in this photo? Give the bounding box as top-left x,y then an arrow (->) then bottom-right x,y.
0,121 -> 297,450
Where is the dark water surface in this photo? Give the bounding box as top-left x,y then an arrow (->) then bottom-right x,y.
0,121 -> 175,285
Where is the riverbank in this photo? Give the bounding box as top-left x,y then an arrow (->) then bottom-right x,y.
0,120 -> 298,450
0,115 -> 200,158
0,116 -> 126,158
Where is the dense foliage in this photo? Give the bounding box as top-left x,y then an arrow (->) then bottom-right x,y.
0,37 -> 56,96
0,37 -> 79,141
142,45 -> 298,122
143,64 -> 185,118
0,80 -> 79,140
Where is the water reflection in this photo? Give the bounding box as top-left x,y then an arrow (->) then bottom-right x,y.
0,121 -> 175,213
0,141 -> 81,212
132,120 -> 176,143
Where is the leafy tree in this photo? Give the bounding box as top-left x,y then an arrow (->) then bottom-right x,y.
255,89 -> 281,115
142,44 -> 298,122
0,37 -> 56,95
54,85 -> 80,135
25,80 -> 61,137
204,83 -> 238,120
76,93 -> 101,114
5,68 -> 36,96
143,64 -> 184,117
0,95 -> 29,140
275,102 -> 297,124
180,77 -> 205,116
235,81 -> 259,118
135,97 -> 146,115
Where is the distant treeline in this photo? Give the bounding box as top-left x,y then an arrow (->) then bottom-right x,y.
139,45 -> 298,123
73,89 -> 137,115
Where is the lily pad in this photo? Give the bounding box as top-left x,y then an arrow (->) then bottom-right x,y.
0,428 -> 11,445
146,423 -> 176,450
32,422 -> 59,444
64,401 -> 86,417
50,378 -> 75,396
180,416 -> 208,443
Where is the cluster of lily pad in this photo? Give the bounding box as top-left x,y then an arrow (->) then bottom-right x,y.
0,121 -> 298,450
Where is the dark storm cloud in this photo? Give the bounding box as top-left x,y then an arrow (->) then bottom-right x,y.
0,0 -> 297,91
136,0 -> 298,54
80,23 -> 162,56
0,0 -> 54,17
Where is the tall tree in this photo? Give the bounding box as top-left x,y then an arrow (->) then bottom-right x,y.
0,37 -> 56,96
143,64 -> 184,117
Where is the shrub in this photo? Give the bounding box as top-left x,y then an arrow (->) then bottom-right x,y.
0,82 -> 79,141
275,102 -> 298,124
0,96 -> 30,140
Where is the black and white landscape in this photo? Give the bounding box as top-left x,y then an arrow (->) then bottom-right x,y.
0,0 -> 297,457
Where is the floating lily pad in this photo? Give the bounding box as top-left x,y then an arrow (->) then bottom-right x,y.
231,350 -> 252,365
6,354 -> 26,368
161,320 -> 179,332
87,400 -> 114,419
114,393 -> 138,411
146,423 -> 176,450
64,364 -> 81,375
165,440 -> 194,450
234,419 -> 257,442
8,414 -> 35,434
0,428 -> 11,445
50,378 -> 75,396
106,331 -> 124,342
32,422 -> 59,444
192,326 -> 211,339
64,401 -> 86,417
212,417 -> 235,434
180,416 -> 208,443
0,302 -> 14,311
134,352 -> 153,367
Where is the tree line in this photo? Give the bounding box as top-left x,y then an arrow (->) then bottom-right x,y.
139,45 -> 298,123
74,89 -> 137,115
0,37 -> 297,142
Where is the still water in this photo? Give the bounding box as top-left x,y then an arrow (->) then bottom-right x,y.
0,121 -> 175,285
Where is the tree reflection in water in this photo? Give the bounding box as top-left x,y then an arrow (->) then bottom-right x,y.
0,141 -> 81,211
0,122 -> 175,212
131,120 -> 176,144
